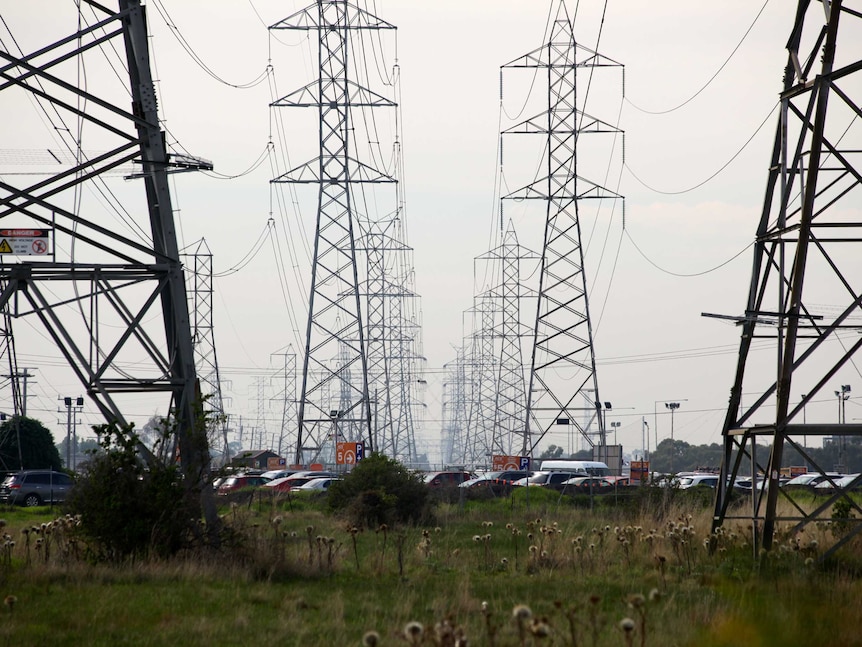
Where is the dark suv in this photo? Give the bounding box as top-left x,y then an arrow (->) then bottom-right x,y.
0,470 -> 74,506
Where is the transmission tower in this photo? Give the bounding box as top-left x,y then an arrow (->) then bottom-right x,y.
359,219 -> 420,464
441,346 -> 471,467
186,238 -> 231,465
272,347 -> 297,459
501,1 -> 624,456
463,292 -> 498,466
712,0 -> 862,557
270,1 -> 397,465
489,223 -> 539,455
0,1 -> 214,518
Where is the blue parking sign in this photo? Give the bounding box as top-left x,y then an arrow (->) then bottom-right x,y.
355,442 -> 364,460
519,456 -> 531,470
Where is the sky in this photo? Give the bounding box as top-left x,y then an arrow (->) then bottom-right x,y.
3,0 -> 861,465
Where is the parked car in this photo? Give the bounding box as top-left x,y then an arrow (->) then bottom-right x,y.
423,471 -> 472,488
261,469 -> 299,481
677,474 -> 720,489
782,472 -> 843,488
292,477 -> 340,492
511,471 -> 573,488
561,476 -> 618,491
459,470 -> 534,489
814,474 -> 861,492
264,471 -> 335,493
0,470 -> 74,506
216,474 -> 272,495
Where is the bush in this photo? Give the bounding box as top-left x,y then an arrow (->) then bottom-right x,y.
327,453 -> 430,527
64,423 -> 200,560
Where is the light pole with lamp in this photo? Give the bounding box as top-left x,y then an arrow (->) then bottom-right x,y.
665,402 -> 681,474
62,396 -> 84,470
610,421 -> 621,446
653,398 -> 688,456
835,385 -> 850,472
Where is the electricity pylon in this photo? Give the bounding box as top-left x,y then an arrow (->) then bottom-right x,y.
711,0 -> 862,558
501,1 -> 624,456
441,346 -> 471,467
467,223 -> 539,462
270,1 -> 396,464
0,1 -> 215,524
186,238 -> 231,464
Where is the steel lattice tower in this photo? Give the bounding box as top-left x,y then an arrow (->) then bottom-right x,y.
490,223 -> 539,455
441,346 -> 470,467
501,2 -> 623,456
272,347 -> 297,459
360,219 -> 420,464
464,293 -> 497,466
0,1 -> 215,523
712,0 -> 862,557
270,2 -> 396,464
186,238 -> 231,464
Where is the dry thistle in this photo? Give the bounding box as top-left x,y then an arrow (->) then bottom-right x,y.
3,595 -> 16,613
362,630 -> 380,646
404,620 -> 424,645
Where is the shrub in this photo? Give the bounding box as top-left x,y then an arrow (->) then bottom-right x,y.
64,422 -> 200,559
328,453 -> 430,527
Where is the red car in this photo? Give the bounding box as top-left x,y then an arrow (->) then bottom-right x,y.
264,471 -> 335,493
216,474 -> 271,496
423,471 -> 472,488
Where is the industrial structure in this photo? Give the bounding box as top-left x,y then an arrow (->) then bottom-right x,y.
271,1 -> 423,467
0,0 -> 214,518
448,1 -> 624,463
711,0 -> 862,558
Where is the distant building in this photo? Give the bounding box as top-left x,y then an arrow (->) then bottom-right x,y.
232,449 -> 283,471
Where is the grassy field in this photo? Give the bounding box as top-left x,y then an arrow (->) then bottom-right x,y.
0,487 -> 859,646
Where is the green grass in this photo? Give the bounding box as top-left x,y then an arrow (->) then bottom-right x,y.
0,490 -> 858,646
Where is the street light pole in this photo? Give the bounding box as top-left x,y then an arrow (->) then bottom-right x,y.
61,396 -> 84,470
834,385 -> 850,472
610,421 -> 621,446
653,398 -> 688,457
665,402 -> 681,474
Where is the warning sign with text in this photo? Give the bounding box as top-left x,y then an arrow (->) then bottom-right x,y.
0,229 -> 50,256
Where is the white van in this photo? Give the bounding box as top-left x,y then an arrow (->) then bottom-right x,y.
537,460 -> 611,477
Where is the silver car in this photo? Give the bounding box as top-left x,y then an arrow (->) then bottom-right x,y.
0,470 -> 74,506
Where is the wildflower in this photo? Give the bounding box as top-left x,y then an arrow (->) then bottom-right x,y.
619,617 -> 636,632
648,588 -> 661,602
627,594 -> 645,609
500,557 -> 509,566
404,621 -> 424,644
530,617 -> 551,638
3,595 -> 16,612
473,535 -> 482,542
362,630 -> 380,647
512,604 -> 533,621
481,601 -> 489,613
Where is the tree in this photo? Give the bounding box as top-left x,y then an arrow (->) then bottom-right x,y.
328,453 -> 430,527
65,422 -> 198,559
0,416 -> 62,471
539,444 -> 565,460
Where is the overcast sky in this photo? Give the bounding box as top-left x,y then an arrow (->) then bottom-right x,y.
4,0 -> 861,463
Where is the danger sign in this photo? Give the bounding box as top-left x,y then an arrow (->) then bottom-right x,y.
0,229 -> 50,256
